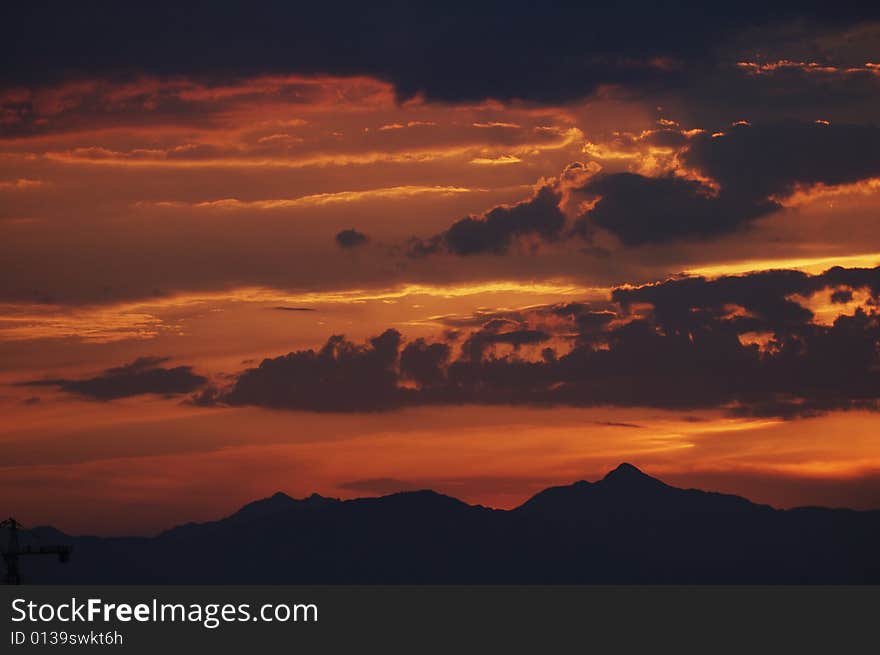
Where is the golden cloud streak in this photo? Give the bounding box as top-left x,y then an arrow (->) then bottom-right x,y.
39,127 -> 582,170
260,280 -> 601,304
377,121 -> 437,130
776,178 -> 880,206
0,178 -> 46,190
469,155 -> 522,165
42,145 -> 481,169
138,185 -> 483,211
0,280 -> 603,342
472,121 -> 521,129
684,253 -> 880,278
737,60 -> 880,76
0,308 -> 164,343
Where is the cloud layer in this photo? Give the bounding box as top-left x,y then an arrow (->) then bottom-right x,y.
407,122 -> 880,252
7,4 -> 876,103
189,265 -> 880,418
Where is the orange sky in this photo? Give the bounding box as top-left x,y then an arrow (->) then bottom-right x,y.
3,71 -> 880,534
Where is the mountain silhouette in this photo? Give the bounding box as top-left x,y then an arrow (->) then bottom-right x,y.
517,463 -> 763,520
8,464 -> 880,584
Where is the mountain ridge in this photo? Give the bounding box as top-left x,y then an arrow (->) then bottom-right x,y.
8,463 -> 880,584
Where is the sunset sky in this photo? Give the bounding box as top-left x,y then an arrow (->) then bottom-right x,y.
3,4 -> 880,535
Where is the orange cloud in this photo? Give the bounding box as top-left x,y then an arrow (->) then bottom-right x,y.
775,178 -> 880,207
469,155 -> 522,165
137,185 -> 483,211
737,60 -> 880,76
0,177 -> 46,190
684,252 -> 880,278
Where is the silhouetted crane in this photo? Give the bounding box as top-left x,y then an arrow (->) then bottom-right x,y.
1,518 -> 71,584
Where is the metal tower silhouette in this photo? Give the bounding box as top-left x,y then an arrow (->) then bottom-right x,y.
1,517 -> 71,584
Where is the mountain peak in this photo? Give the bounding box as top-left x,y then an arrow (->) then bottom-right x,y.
603,462 -> 647,480
599,463 -> 667,492
300,492 -> 338,506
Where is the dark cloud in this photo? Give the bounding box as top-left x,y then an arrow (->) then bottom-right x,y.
215,329 -> 404,411
611,269 -> 818,331
22,356 -> 207,400
576,122 -> 880,245
272,306 -> 316,312
460,328 -> 551,362
401,121 -> 880,254
5,4 -> 876,103
573,172 -> 777,246
408,186 -> 565,256
593,421 -> 643,429
400,339 -> 450,388
683,122 -> 880,200
679,53 -> 880,133
205,266 -> 880,417
335,229 -> 369,249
